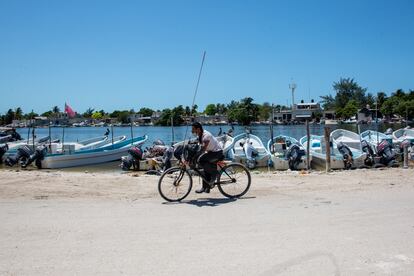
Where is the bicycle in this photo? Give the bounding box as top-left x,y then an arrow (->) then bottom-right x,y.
158,157 -> 251,202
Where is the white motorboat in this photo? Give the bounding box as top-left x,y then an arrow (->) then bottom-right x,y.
230,133 -> 271,168
39,135 -> 148,169
267,135 -> 309,170
330,129 -> 367,168
392,128 -> 414,143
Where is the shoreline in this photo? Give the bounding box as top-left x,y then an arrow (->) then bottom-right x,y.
1,166 -> 412,201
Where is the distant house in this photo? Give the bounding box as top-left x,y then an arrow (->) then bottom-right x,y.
194,114 -> 228,125
357,105 -> 382,123
293,101 -> 322,121
272,100 -> 322,123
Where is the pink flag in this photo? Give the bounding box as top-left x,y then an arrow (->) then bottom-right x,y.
65,103 -> 76,118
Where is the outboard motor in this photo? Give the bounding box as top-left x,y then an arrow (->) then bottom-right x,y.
286,144 -> 306,170
21,145 -> 48,169
0,144 -> 9,163
361,140 -> 375,166
5,145 -> 33,167
377,139 -> 397,166
337,142 -> 353,169
243,142 -> 258,169
120,146 -> 143,171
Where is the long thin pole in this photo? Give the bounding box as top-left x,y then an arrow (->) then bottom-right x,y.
27,127 -> 30,144
49,119 -> 52,150
32,127 -> 35,149
324,127 -> 331,172
270,104 -> 274,153
62,126 -> 65,152
306,119 -> 310,170
376,97 -> 379,147
130,119 -> 133,146
171,115 -> 175,144
183,51 -> 206,143
357,123 -> 362,152
111,125 -> 114,148
32,108 -> 35,149
406,106 -> 408,127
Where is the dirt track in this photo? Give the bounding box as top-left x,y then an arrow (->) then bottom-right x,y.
1,168 -> 414,275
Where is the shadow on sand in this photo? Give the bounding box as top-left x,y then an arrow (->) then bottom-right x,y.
162,196 -> 256,207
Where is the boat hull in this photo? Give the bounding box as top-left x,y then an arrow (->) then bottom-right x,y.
271,155 -> 310,170
40,136 -> 148,169
41,146 -> 132,169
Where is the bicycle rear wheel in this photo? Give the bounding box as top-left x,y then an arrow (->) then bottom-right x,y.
158,167 -> 192,202
217,163 -> 251,198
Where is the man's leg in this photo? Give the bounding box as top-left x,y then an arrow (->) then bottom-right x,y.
195,152 -> 212,193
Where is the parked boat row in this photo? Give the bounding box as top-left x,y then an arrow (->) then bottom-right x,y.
1,133 -> 148,169
1,127 -> 412,170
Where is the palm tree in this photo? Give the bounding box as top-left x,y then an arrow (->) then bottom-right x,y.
14,107 -> 23,120
52,106 -> 61,118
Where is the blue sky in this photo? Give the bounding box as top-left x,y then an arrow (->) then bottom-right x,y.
1,0 -> 413,114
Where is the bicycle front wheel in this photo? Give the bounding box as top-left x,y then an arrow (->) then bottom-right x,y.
158,167 -> 193,202
217,163 -> 251,198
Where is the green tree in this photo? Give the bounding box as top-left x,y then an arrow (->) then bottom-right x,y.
215,103 -> 227,114
156,108 -> 172,126
365,93 -> 375,108
320,94 -> 335,110
138,107 -> 154,117
333,78 -> 367,109
24,111 -> 38,119
258,102 -> 272,121
376,92 -> 388,109
83,107 -> 95,118
340,100 -> 358,119
118,111 -> 131,124
380,89 -> 413,119
109,110 -> 121,118
191,104 -> 198,115
204,104 -> 217,115
5,109 -> 15,124
52,106 -> 60,115
172,105 -> 185,125
185,106 -> 191,116
381,97 -> 399,117
92,112 -> 103,120
14,107 -> 23,120
156,106 -> 186,126
41,110 -> 53,118
395,100 -> 414,120
98,110 -> 107,117
226,97 -> 259,125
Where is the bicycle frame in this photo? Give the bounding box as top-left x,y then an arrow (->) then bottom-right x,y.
177,160 -> 235,187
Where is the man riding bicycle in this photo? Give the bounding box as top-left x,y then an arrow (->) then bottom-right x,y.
191,122 -> 223,194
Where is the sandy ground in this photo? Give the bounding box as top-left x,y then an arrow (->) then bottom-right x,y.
1,167 -> 414,275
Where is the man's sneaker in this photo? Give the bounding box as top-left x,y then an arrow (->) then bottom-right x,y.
195,186 -> 210,194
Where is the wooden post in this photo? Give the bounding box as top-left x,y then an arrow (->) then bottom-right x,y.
403,144 -> 409,169
130,119 -> 134,146
306,119 -> 310,170
324,126 -> 331,172
111,124 -> 114,149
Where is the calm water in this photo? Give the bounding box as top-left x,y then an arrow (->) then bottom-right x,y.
15,123 -> 411,149
2,123 -> 410,172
